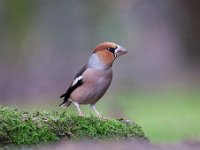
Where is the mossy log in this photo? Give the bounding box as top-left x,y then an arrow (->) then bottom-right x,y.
0,105 -> 148,146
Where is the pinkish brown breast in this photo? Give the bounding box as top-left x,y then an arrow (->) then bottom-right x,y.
70,68 -> 113,104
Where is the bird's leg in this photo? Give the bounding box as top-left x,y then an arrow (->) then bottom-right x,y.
90,104 -> 102,117
74,102 -> 84,116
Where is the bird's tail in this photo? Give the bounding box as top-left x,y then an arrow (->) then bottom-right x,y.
59,93 -> 72,107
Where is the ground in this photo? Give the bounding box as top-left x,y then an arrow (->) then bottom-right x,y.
34,139 -> 200,150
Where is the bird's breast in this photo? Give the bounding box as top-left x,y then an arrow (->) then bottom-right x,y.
70,68 -> 113,104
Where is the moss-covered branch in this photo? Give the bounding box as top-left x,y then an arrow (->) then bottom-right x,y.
0,105 -> 148,146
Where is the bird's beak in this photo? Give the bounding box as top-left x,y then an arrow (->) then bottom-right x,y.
115,45 -> 127,57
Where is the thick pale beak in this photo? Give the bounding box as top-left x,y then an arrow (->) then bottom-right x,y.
115,45 -> 127,57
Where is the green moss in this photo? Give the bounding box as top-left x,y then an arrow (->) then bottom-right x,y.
0,105 -> 148,146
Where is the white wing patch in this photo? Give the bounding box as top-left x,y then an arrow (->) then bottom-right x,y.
72,76 -> 83,86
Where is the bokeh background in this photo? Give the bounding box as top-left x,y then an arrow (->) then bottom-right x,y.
0,0 -> 200,143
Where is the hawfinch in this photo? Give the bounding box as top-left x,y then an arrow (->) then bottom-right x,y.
60,42 -> 127,116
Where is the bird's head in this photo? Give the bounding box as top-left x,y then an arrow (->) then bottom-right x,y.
94,42 -> 127,58
88,42 -> 127,69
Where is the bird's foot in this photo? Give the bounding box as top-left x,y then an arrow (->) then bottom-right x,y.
96,113 -> 111,120
79,112 -> 84,117
96,112 -> 103,118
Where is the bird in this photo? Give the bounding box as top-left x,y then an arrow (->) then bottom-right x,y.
59,42 -> 127,116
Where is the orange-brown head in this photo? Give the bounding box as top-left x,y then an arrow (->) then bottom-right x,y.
88,42 -> 127,69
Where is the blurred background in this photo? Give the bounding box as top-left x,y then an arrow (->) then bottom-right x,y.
0,0 -> 200,143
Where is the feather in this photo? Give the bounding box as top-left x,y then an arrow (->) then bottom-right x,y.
59,65 -> 87,106
59,78 -> 83,106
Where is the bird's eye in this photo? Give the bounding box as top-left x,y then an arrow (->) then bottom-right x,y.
107,47 -> 116,53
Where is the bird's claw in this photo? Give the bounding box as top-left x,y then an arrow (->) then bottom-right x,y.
96,112 -> 103,118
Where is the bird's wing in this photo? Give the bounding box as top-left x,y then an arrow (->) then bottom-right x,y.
74,64 -> 87,79
59,65 -> 87,106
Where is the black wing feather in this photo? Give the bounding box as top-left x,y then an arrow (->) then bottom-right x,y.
59,65 -> 87,106
74,65 -> 87,79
